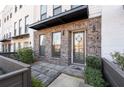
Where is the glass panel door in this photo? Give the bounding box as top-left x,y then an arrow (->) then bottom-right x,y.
73,32 -> 84,64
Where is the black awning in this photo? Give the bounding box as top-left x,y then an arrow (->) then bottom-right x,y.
12,33 -> 29,39
29,5 -> 88,30
0,39 -> 11,42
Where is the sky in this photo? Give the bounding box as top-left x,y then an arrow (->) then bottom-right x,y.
0,5 -> 5,12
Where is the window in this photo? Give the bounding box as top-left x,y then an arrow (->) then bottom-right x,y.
71,5 -> 80,9
18,42 -> 21,49
25,15 -> 29,33
40,35 -> 46,56
53,5 -> 62,16
10,13 -> 12,18
19,5 -> 22,9
5,44 -> 7,52
15,5 -> 17,12
19,19 -> 22,35
9,32 -> 11,38
14,22 -> 17,36
40,5 -> 47,20
6,33 -> 8,39
2,44 -> 4,52
52,32 -> 61,57
8,44 -> 11,52
24,42 -> 28,48
13,43 -> 16,52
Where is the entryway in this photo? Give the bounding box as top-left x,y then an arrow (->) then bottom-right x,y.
31,61 -> 84,86
71,31 -> 85,64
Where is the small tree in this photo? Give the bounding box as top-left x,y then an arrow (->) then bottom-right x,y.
17,47 -> 34,64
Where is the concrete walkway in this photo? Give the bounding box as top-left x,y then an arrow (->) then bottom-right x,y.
31,61 -> 85,86
49,73 -> 90,87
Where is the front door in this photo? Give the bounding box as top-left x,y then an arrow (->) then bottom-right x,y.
72,32 -> 85,64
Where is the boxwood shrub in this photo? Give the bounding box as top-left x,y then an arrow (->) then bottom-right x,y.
86,56 -> 102,70
17,47 -> 34,64
84,67 -> 106,87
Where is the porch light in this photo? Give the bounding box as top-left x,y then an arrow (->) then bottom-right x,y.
92,25 -> 96,32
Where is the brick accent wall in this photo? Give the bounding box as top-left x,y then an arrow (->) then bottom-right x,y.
34,16 -> 101,65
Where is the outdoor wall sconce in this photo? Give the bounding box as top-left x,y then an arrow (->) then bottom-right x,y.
92,25 -> 96,32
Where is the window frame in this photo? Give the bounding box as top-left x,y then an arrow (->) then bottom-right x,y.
13,43 -> 16,52
9,32 -> 11,38
19,5 -> 23,9
40,5 -> 47,20
14,22 -> 17,36
53,5 -> 62,16
18,42 -> 21,49
25,15 -> 29,33
15,5 -> 17,13
24,42 -> 28,48
52,32 -> 61,58
7,15 -> 9,21
4,18 -> 6,23
10,13 -> 12,18
19,19 -> 22,35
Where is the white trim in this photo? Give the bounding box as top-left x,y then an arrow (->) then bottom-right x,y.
71,31 -> 73,64
71,31 -> 86,64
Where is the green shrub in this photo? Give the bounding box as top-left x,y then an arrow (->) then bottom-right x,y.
84,67 -> 106,87
32,77 -> 44,87
17,47 -> 34,64
86,56 -> 101,70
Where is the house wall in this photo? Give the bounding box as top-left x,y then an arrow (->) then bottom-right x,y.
101,6 -> 124,61
34,17 -> 101,65
0,5 -> 37,52
11,5 -> 35,51
88,5 -> 102,18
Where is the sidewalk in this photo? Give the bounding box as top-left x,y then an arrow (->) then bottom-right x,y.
49,73 -> 91,87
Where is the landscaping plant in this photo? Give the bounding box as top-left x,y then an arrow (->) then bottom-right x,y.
32,77 -> 44,87
85,67 -> 106,87
85,56 -> 107,87
17,47 -> 34,64
86,56 -> 102,70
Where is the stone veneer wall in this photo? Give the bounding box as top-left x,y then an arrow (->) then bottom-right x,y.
34,16 -> 101,65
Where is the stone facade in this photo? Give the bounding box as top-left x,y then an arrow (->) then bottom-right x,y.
34,16 -> 101,65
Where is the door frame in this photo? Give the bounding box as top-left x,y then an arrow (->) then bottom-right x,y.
71,29 -> 86,65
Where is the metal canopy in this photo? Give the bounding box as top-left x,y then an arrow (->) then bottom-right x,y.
29,5 -> 88,30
